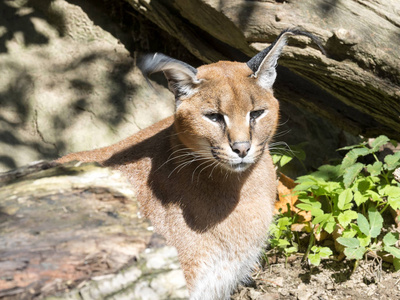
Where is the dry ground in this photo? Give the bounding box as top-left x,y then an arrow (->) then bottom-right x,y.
233,255 -> 400,300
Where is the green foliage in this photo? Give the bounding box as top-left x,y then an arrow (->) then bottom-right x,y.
308,246 -> 333,266
269,207 -> 298,261
290,135 -> 400,268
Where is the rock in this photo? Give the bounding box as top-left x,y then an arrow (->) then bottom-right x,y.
278,288 -> 289,297
296,283 -> 313,300
274,277 -> 284,287
326,283 -> 335,290
297,290 -> 312,300
258,293 -> 280,300
0,0 -> 174,172
249,289 -> 262,299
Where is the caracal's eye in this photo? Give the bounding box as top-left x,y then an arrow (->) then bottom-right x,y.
250,109 -> 265,121
205,113 -> 224,123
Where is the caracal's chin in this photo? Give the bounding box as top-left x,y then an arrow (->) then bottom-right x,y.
218,156 -> 256,173
227,162 -> 253,172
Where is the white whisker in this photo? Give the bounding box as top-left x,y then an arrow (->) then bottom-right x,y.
168,157 -> 194,178
208,161 -> 221,178
191,159 -> 214,182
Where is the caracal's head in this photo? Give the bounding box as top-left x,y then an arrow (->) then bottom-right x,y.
140,29 -> 323,173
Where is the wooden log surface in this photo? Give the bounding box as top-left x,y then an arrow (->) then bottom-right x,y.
0,161 -> 188,299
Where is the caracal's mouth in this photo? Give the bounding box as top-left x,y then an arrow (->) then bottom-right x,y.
209,147 -> 256,172
228,161 -> 252,172
221,157 -> 255,172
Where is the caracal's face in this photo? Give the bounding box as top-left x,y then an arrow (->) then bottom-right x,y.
174,61 -> 279,173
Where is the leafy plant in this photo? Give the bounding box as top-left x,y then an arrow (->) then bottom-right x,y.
336,208 -> 383,260
292,135 -> 400,269
268,206 -> 299,266
308,246 -> 333,266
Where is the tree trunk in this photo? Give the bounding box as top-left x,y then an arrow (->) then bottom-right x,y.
126,0 -> 400,139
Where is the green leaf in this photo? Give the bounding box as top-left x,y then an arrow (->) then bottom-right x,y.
384,152 -> 400,170
344,246 -> 366,260
341,148 -> 369,169
324,181 -> 342,194
370,135 -> 390,152
354,191 -> 368,206
311,165 -> 342,181
338,189 -> 353,210
308,253 -> 321,266
366,161 -> 383,176
338,144 -> 364,151
311,245 -> 319,253
355,178 -> 372,193
384,245 -> 400,259
379,185 -> 400,197
338,210 -> 358,228
343,228 -> 357,238
324,219 -> 336,234
380,186 -> 400,210
337,237 -> 360,248
394,258 -> 400,271
277,239 -> 290,247
296,204 -> 324,218
293,181 -> 318,192
284,246 -> 298,255
294,175 -> 316,184
343,163 -> 364,188
277,217 -> 291,228
312,213 -> 331,225
368,207 -> 383,238
383,232 -> 399,246
365,190 -> 381,202
388,195 -> 400,210
272,155 -> 281,165
319,247 -> 333,258
280,154 -> 294,167
295,203 -> 314,211
358,235 -> 371,248
357,213 -> 370,236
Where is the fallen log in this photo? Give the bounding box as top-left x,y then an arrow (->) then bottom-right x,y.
0,161 -> 188,299
125,0 -> 400,139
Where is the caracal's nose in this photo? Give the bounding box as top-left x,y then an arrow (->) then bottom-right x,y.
231,141 -> 251,158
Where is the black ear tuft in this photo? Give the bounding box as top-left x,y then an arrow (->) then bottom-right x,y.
247,28 -> 326,89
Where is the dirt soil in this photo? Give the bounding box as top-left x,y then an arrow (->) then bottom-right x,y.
232,255 -> 400,300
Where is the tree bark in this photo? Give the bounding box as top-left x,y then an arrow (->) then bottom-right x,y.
0,161 -> 188,299
126,0 -> 400,139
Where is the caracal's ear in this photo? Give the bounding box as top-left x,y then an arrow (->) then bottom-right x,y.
139,53 -> 201,105
247,28 -> 325,90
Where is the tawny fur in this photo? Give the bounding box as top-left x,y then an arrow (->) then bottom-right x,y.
58,59 -> 279,299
